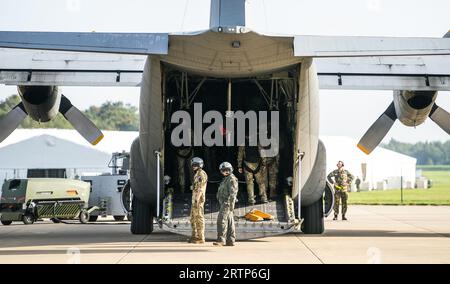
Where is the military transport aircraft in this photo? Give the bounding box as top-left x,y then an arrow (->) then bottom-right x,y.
0,0 -> 449,238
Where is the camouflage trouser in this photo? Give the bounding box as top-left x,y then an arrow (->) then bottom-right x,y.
334,190 -> 349,216
217,203 -> 235,244
243,161 -> 267,203
190,192 -> 205,241
177,154 -> 192,193
265,157 -> 279,197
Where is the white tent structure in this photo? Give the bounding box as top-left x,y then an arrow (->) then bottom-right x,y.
321,136 -> 417,191
0,129 -> 138,187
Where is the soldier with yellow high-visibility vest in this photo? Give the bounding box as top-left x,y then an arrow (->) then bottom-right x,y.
327,161 -> 354,221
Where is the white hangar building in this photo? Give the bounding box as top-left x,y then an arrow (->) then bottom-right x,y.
0,129 -> 138,188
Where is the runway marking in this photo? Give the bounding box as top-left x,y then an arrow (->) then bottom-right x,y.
294,234 -> 324,264
115,235 -> 148,264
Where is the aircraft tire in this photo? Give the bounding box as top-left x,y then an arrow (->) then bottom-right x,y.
301,197 -> 324,234
1,220 -> 12,226
130,195 -> 153,235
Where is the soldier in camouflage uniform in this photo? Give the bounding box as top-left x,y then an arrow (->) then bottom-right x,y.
327,161 -> 354,221
176,146 -> 193,193
214,162 -> 239,247
188,157 -> 208,244
261,127 -> 282,199
237,140 -> 268,205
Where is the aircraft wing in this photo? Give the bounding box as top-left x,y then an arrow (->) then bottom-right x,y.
303,34 -> 450,91
315,55 -> 450,91
294,35 -> 450,57
0,31 -> 168,86
0,48 -> 146,86
0,31 -> 168,55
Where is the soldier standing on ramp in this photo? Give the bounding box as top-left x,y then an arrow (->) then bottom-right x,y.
327,161 -> 354,221
214,162 -> 239,247
237,136 -> 268,205
188,157 -> 208,244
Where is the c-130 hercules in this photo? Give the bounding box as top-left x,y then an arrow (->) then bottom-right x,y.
1,0 -> 450,238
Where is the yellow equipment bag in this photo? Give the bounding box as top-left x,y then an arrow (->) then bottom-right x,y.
249,209 -> 274,220
244,212 -> 263,222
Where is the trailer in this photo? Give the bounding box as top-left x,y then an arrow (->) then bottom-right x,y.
0,178 -> 97,225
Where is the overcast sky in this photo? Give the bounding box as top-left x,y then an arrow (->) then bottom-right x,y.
1,0 -> 449,143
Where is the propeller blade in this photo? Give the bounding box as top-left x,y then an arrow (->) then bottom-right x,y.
59,95 -> 104,145
357,102 -> 397,155
429,104 -> 450,135
0,103 -> 27,143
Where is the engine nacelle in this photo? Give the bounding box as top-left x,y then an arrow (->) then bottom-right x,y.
17,85 -> 61,122
393,90 -> 437,127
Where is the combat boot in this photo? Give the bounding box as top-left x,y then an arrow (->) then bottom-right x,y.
187,237 -> 198,243
213,241 -> 225,246
342,215 -> 348,221
193,239 -> 205,244
333,215 -> 338,221
260,195 -> 269,204
225,241 -> 235,246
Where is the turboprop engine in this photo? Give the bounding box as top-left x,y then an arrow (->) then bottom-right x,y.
0,85 -> 104,145
358,90 -> 450,154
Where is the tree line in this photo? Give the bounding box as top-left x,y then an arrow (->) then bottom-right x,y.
383,139 -> 450,165
0,95 -> 139,131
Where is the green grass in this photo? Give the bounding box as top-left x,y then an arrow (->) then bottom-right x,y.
348,171 -> 450,205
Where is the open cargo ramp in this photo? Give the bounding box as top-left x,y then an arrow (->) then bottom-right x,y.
161,192 -> 299,240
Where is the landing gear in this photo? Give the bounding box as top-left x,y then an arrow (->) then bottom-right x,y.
301,197 -> 324,234
130,196 -> 154,234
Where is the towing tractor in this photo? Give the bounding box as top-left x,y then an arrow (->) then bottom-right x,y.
0,178 -> 97,225
82,152 -> 132,222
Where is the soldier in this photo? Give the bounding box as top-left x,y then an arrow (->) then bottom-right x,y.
327,161 -> 354,221
355,177 -> 361,192
261,125 -> 282,199
176,145 -> 193,193
263,142 -> 280,199
214,162 -> 239,247
188,157 -> 208,244
284,176 -> 293,195
163,175 -> 175,221
237,138 -> 268,205
164,175 -> 175,195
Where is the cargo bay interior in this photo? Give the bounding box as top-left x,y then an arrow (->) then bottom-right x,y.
161,65 -> 299,225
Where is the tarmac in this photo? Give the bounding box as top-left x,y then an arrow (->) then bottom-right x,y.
1,205 -> 450,264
